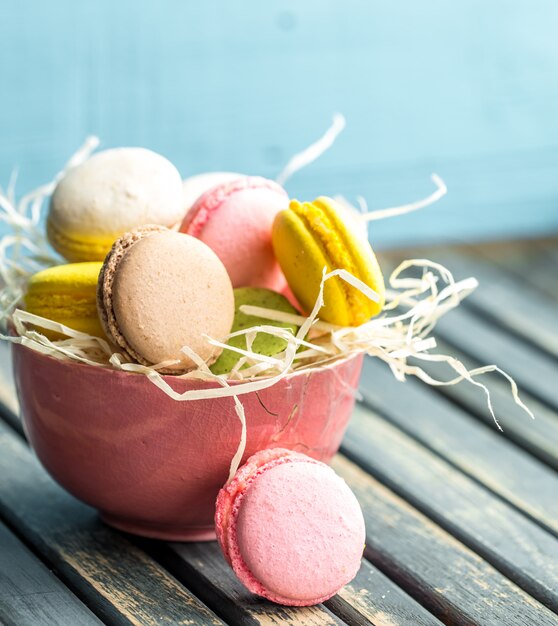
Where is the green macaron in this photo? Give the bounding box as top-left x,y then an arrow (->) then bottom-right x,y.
211,287 -> 299,376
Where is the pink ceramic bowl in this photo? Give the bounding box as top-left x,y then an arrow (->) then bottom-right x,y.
13,343 -> 363,541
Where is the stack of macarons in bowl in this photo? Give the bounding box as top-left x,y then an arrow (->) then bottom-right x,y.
11,145 -> 386,606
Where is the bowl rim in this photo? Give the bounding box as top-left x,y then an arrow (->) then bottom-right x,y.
10,336 -> 363,388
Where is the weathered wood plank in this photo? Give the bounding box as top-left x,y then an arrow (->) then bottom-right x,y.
437,304 -> 558,411
343,404 -> 558,612
379,243 -> 558,468
471,239 -> 558,302
0,353 -> 443,626
416,335 -> 558,471
0,239 -> 556,625
146,539 -> 444,626
0,412 -> 355,625
332,455 -> 558,626
0,520 -> 103,626
380,245 -> 558,409
428,249 -> 558,357
360,357 -> 558,536
141,541 -> 347,626
542,247 -> 558,277
327,560 -> 444,626
0,419 -> 224,626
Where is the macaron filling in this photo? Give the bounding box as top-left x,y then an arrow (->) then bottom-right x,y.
289,200 -> 369,323
47,219 -> 118,262
25,294 -> 98,318
24,262 -> 105,338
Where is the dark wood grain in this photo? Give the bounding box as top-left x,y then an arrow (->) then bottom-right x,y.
145,538 -> 445,626
0,345 -> 429,626
331,455 -> 558,626
1,239 -> 557,625
432,296 -> 558,410
0,420 -> 224,626
380,244 -> 558,409
141,541 -> 347,626
415,335 -> 558,471
360,357 -> 558,537
327,559 -> 444,626
0,520 -> 103,626
343,404 -> 558,612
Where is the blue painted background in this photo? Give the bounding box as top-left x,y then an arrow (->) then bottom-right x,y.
1,1 -> 558,248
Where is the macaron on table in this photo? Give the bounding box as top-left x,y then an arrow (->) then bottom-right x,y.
215,448 -> 365,606
0,129 -> 530,609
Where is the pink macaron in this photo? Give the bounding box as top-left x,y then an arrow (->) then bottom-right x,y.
179,176 -> 289,291
215,448 -> 365,606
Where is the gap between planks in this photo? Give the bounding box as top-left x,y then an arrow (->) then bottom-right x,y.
0,519 -> 103,626
343,403 -> 558,614
0,418 -> 225,626
360,357 -> 558,538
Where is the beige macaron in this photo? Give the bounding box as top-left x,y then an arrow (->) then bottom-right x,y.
48,148 -> 184,262
97,226 -> 234,372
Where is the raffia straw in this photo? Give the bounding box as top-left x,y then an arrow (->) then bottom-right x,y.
360,173 -> 448,222
2,261 -> 533,432
275,113 -> 346,186
0,136 -> 99,327
0,122 -> 534,489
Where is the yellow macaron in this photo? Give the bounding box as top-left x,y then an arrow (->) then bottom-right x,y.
272,197 -> 385,326
24,262 -> 105,338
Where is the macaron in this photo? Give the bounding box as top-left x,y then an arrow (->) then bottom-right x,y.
215,448 -> 365,606
48,148 -> 184,262
210,287 -> 299,376
24,262 -> 105,339
97,226 -> 234,372
272,197 -> 385,326
182,172 -> 241,212
180,176 -> 289,290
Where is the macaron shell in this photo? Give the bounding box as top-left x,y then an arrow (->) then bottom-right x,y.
26,261 -> 103,293
181,177 -> 289,290
313,197 -> 385,316
182,172 -> 242,212
215,448 -> 297,565
272,198 -> 385,326
235,461 -> 365,605
25,262 -> 105,339
48,148 -> 183,262
210,287 -> 299,376
215,448 -> 365,607
98,228 -> 234,371
48,316 -> 105,337
272,206 -> 353,325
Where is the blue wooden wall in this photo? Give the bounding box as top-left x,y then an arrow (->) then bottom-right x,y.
1,1 -> 558,248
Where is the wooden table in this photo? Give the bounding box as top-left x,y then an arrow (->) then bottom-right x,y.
0,239 -> 557,626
